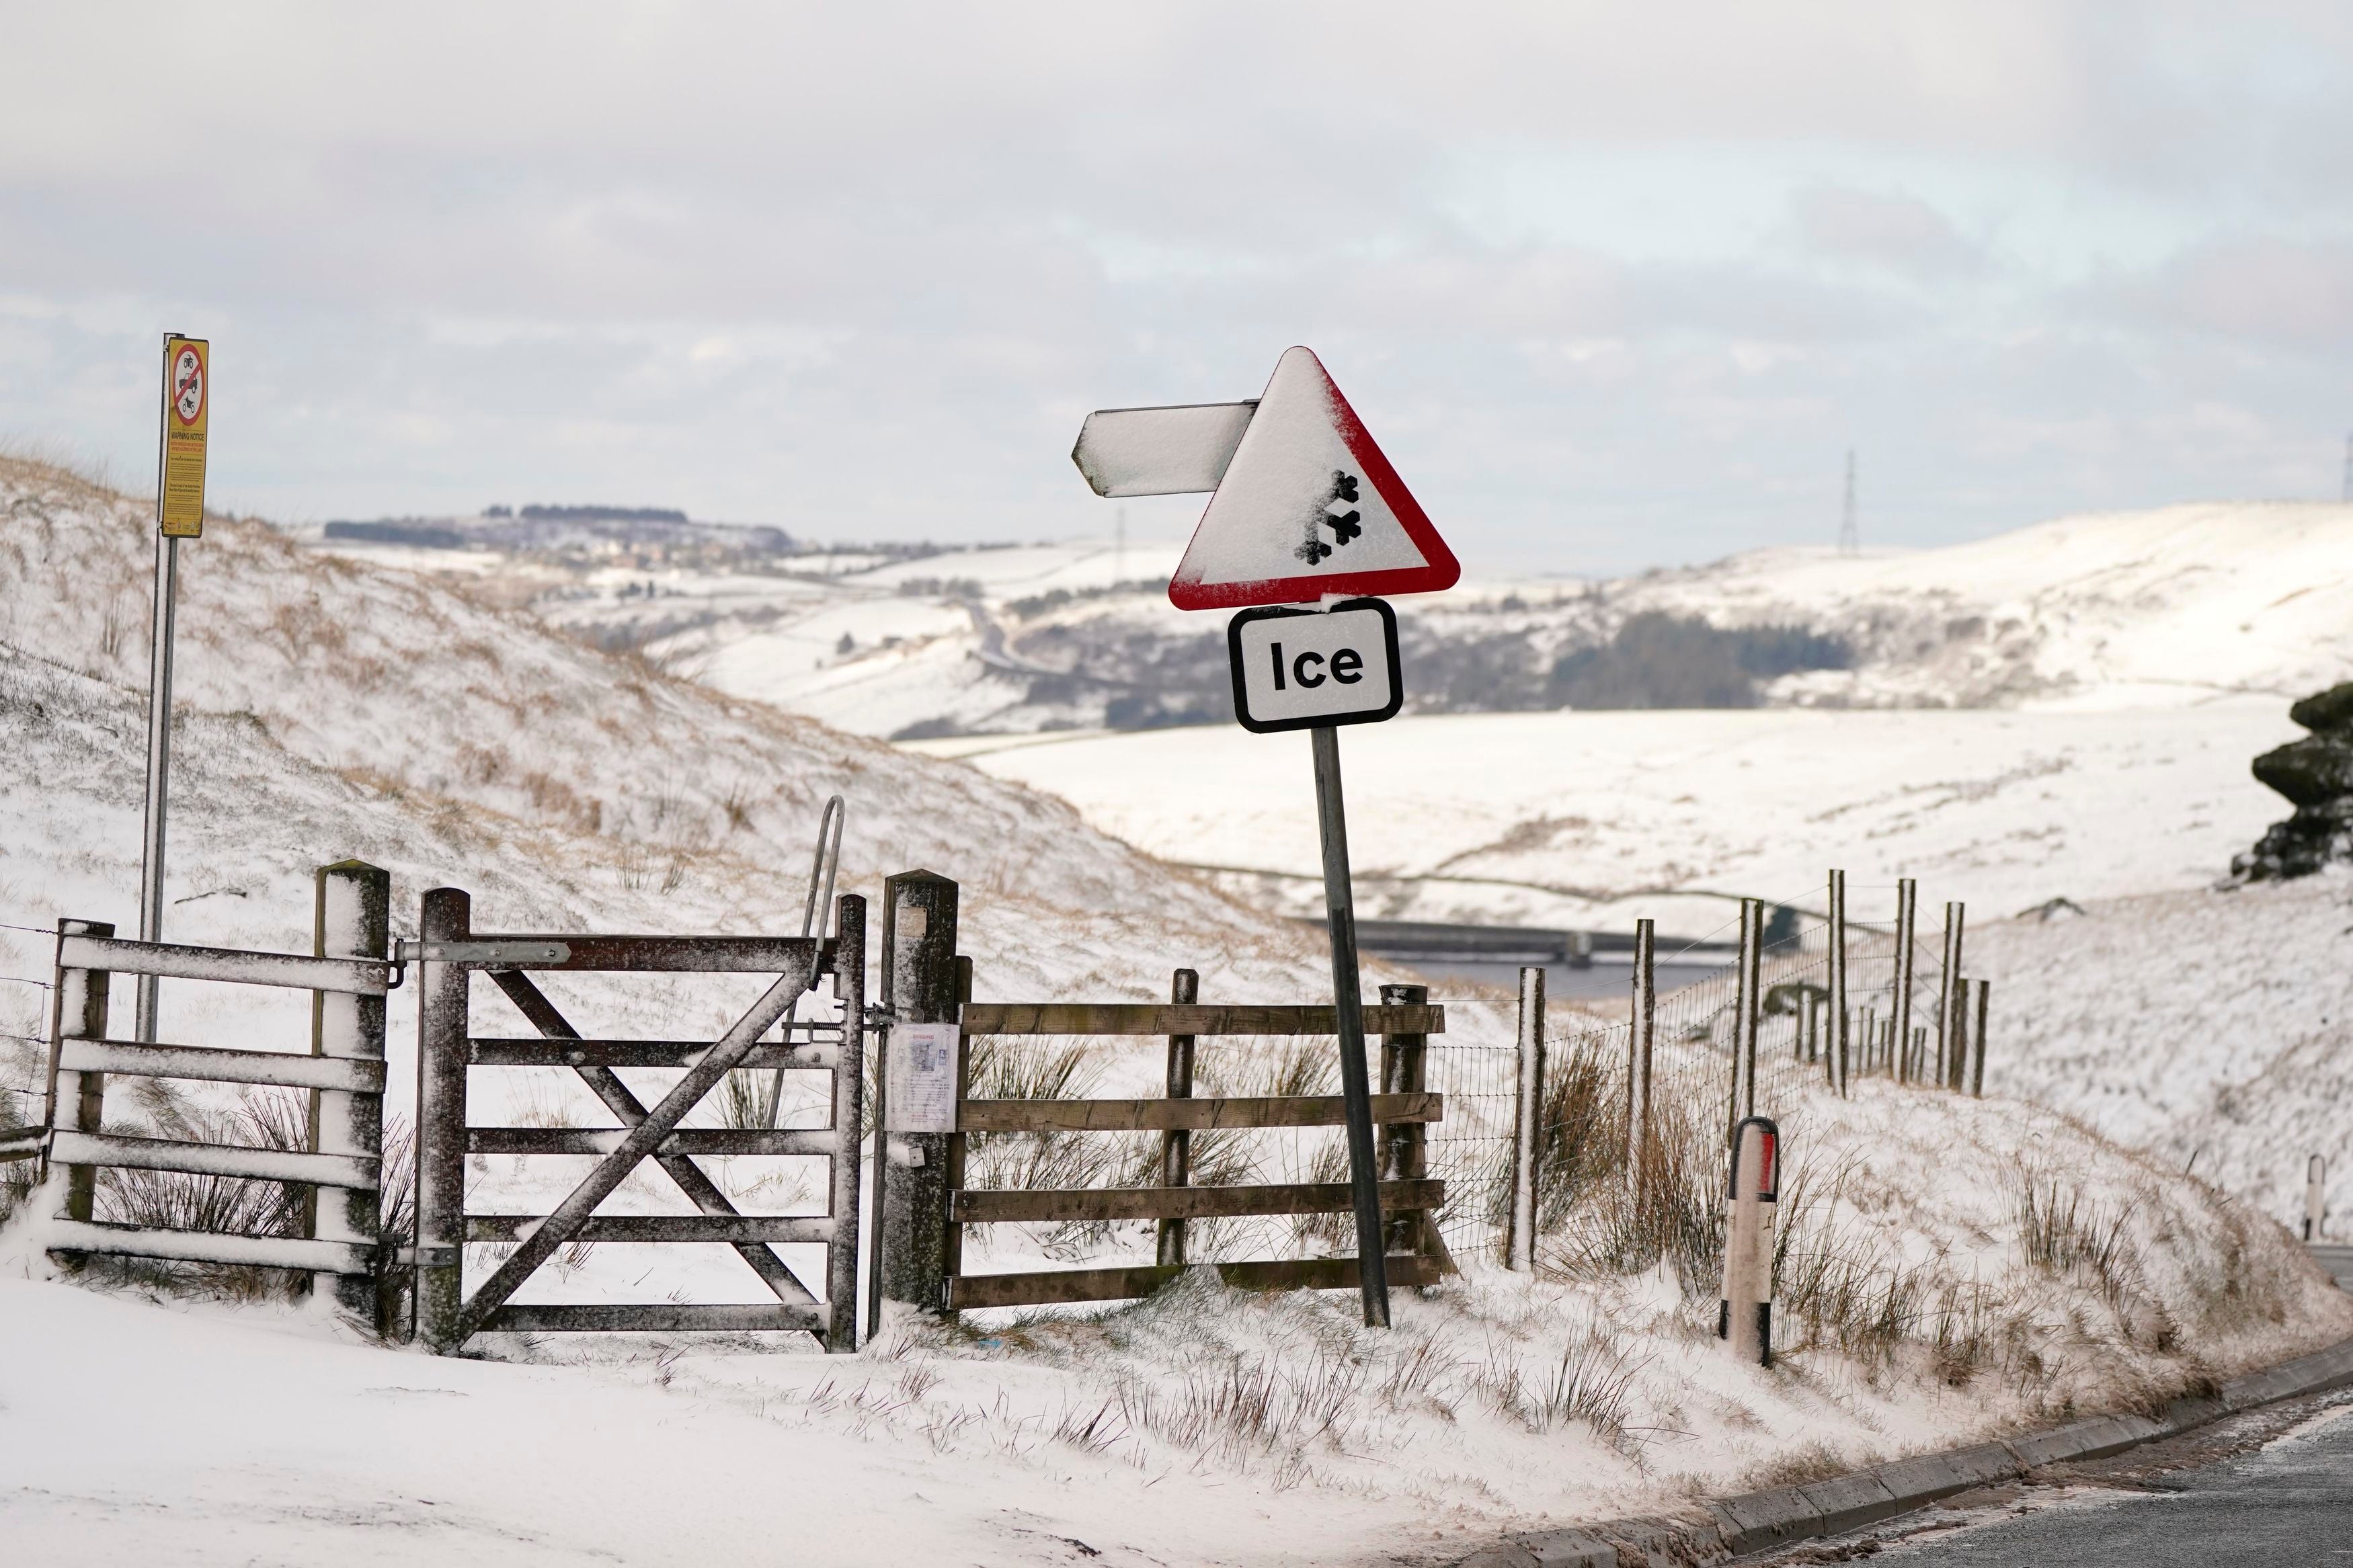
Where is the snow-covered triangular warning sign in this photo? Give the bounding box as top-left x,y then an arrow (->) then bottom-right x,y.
1168,347 -> 1459,610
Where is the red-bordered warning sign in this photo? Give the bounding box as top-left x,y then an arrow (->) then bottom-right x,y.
1168,347 -> 1458,610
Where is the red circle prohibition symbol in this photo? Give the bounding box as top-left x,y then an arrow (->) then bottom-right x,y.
171,344 -> 205,427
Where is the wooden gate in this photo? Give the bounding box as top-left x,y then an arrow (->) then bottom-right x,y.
28,862 -> 395,1323
409,886 -> 866,1352
942,974 -> 1451,1310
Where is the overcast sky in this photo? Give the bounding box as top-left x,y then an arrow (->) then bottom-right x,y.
5,3 -> 2351,573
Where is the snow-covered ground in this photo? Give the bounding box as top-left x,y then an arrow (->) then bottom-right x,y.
926,700 -> 2294,933
7,1076 -> 2345,1567
7,457 -> 2353,1563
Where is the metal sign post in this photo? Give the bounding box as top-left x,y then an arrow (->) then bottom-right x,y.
137,334 -> 209,1043
1071,347 -> 1458,1329
1308,725 -> 1390,1326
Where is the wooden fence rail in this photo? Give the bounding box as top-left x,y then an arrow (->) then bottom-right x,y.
38,861 -> 394,1324
889,936 -> 1452,1315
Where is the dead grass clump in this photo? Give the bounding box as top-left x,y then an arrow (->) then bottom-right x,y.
87,1087 -> 315,1300
1540,1097 -> 1722,1295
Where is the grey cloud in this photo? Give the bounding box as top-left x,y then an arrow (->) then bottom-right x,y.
1789,186 -> 1983,278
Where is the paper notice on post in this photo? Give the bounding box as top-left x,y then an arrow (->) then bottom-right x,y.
884,1022 -> 961,1132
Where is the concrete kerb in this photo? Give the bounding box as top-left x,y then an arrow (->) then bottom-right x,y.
1455,1333 -> 2353,1567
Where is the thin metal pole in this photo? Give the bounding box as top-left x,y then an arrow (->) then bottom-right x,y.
1827,870 -> 1848,1096
1310,725 -> 1388,1327
1628,917 -> 1654,1175
134,531 -> 180,1043
1892,878 -> 1917,1084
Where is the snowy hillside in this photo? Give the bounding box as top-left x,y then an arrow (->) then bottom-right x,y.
303,499 -> 2353,741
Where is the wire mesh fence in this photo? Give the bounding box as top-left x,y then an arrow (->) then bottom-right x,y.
1425,903 -> 1956,1268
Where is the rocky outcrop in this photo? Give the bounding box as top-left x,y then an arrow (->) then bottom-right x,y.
2234,680 -> 2353,879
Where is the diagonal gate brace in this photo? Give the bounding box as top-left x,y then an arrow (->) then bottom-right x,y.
454,950 -> 820,1342
487,971 -> 820,1307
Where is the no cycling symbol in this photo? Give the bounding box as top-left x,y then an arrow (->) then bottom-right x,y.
172,344 -> 204,425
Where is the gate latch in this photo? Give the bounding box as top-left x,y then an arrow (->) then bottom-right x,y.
396,940 -> 572,966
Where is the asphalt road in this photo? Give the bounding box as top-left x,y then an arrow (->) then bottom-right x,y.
1864,1401 -> 2353,1566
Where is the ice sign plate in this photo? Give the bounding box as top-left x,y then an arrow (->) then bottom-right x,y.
1226,598 -> 1403,734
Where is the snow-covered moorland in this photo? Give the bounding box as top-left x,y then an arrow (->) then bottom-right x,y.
3,456 -> 2348,1563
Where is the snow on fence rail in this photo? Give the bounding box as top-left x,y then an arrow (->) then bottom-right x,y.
34,861 -> 395,1323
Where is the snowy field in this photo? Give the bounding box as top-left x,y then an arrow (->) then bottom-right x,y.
927,700 -> 2295,933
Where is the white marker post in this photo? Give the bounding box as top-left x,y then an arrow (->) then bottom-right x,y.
1072,347 -> 1460,1328
139,335 -> 210,1043
2309,1155 -> 2329,1243
1718,1115 -> 1780,1366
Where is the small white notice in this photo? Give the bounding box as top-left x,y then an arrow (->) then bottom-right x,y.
884,1022 -> 961,1132
1227,597 -> 1402,734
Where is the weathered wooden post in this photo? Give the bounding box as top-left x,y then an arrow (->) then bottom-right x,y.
824,893 -> 868,1353
1156,967 -> 1199,1268
1892,878 -> 1917,1083
1936,902 -> 1965,1089
1730,897 -> 1762,1136
46,918 -> 114,1227
1858,1002 -> 1876,1079
1378,981 -> 1437,1265
414,889 -> 473,1354
309,860 -> 391,1325
2308,1155 -> 2329,1242
1717,1114 -> 1779,1367
413,886 -> 471,1350
1970,977 -> 1990,1099
1626,919 -> 1655,1177
872,870 -> 961,1327
1505,965 -> 1547,1271
1827,870 -> 1849,1096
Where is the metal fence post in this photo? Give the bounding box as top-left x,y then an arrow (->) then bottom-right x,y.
1506,965 -> 1546,1272
2306,1155 -> 2327,1242
1827,871 -> 1848,1096
1892,878 -> 1917,1084
310,861 -> 390,1325
46,919 -> 114,1226
873,870 -> 960,1324
414,886 -> 470,1350
1970,978 -> 1990,1098
1157,968 -> 1200,1268
1730,897 -> 1762,1134
1936,902 -> 1965,1089
824,893 -> 868,1353
1628,918 -> 1655,1175
1717,1115 -> 1780,1367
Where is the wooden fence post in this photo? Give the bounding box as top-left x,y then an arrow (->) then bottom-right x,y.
873,870 -> 961,1324
1730,897 -> 1762,1135
1378,981 -> 1443,1269
414,886 -> 471,1350
1827,870 -> 1849,1096
1892,878 -> 1917,1084
1970,978 -> 1989,1099
1156,968 -> 1199,1267
825,893 -> 868,1353
1937,903 -> 1965,1089
46,918 -> 114,1228
1506,965 -> 1546,1271
310,860 -> 391,1325
1627,918 -> 1655,1176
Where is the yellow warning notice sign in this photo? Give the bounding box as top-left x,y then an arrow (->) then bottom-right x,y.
158,335 -> 208,538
